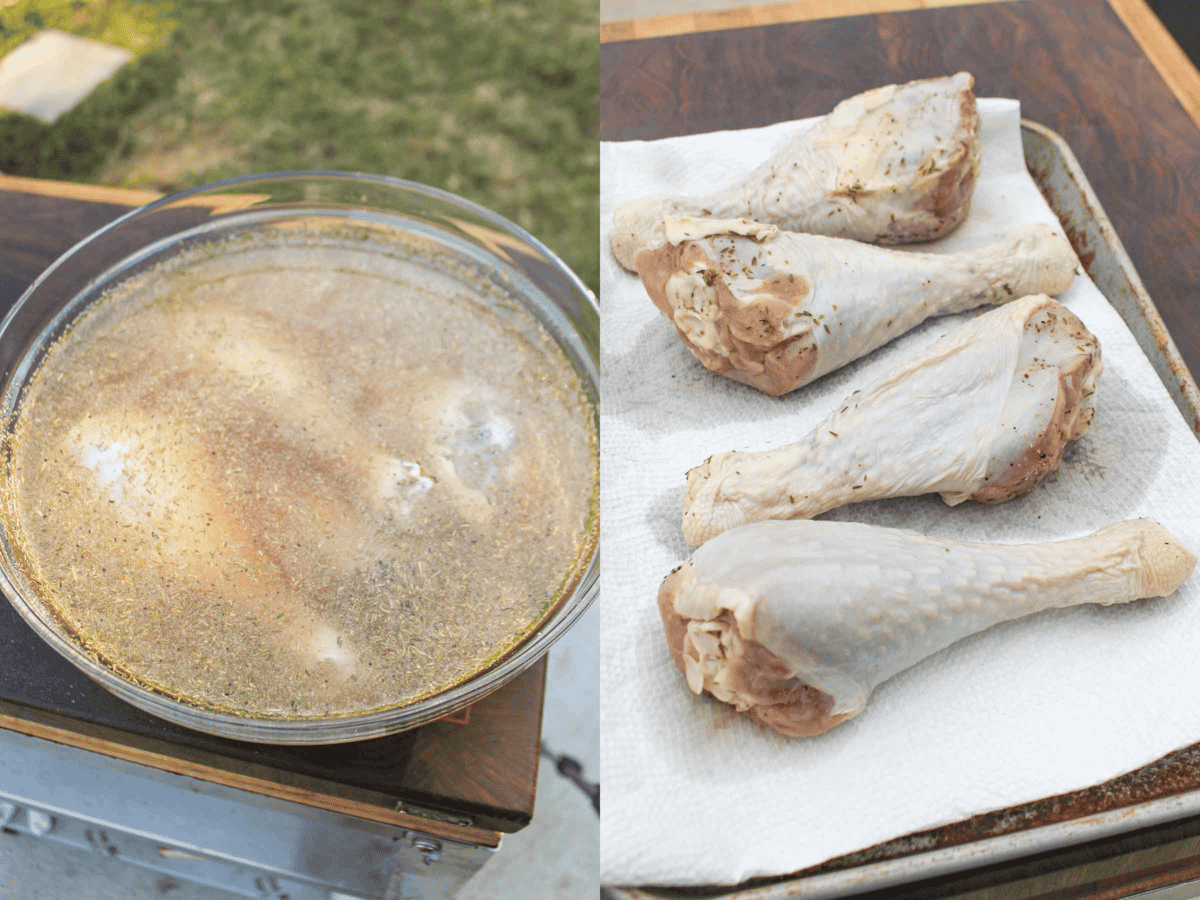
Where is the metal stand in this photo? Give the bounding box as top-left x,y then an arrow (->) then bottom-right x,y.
0,727 -> 496,899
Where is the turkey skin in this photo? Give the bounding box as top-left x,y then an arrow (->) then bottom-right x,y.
682,295 -> 1102,546
659,518 -> 1195,737
611,72 -> 980,271
636,217 -> 1077,395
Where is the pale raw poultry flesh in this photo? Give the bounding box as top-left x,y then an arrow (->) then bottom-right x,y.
637,217 -> 1077,395
682,295 -> 1101,546
658,518 -> 1195,737
610,72 -> 980,272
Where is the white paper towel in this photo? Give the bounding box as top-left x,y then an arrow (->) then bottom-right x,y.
599,99 -> 1200,887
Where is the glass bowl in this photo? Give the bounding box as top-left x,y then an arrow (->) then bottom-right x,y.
0,172 -> 598,744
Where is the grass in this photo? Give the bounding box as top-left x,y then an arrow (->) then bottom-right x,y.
0,1 -> 180,178
1,0 -> 599,293
0,0 -> 176,56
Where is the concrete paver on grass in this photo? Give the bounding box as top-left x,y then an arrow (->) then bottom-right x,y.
0,28 -> 131,123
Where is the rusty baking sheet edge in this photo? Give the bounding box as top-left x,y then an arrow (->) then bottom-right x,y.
606,119 -> 1200,900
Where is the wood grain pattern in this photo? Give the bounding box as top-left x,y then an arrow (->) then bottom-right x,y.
0,701 -> 501,848
0,174 -> 161,207
0,590 -> 546,831
0,189 -> 135,308
1108,0 -> 1200,128
600,0 -> 1200,380
599,0 -> 1200,135
600,0 -> 1200,141
600,0 -> 1015,43
404,657 -> 547,829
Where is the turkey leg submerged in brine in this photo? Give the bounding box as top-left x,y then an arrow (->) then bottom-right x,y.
62,304 -> 535,685
68,412 -> 362,680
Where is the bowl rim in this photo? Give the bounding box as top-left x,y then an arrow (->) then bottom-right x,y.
7,168 -> 598,341
0,170 -> 600,744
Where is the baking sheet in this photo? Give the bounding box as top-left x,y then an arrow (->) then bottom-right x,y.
600,102 -> 1200,892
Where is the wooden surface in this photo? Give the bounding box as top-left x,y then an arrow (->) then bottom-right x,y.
0,178 -> 547,838
1107,0 -> 1200,128
601,0 -> 1200,385
0,701 -> 501,848
600,0 -> 1017,42
600,0 -> 1200,131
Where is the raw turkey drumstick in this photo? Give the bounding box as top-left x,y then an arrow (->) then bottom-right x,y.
659,518 -> 1196,737
637,217 -> 1077,395
682,295 -> 1101,546
611,72 -> 980,271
